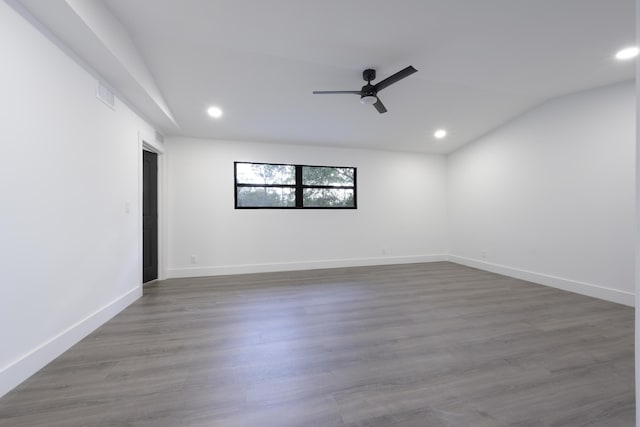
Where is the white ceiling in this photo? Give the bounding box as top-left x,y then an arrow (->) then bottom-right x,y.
22,0 -> 638,153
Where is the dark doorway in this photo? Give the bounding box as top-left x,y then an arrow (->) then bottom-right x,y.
143,150 -> 158,283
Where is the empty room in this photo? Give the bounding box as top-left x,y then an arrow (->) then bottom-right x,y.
0,0 -> 637,426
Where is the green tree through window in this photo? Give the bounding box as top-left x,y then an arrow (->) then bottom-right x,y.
235,162 -> 357,209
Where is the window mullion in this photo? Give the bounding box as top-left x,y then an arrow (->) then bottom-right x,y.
295,165 -> 303,208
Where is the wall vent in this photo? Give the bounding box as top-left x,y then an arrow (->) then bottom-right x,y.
155,130 -> 165,143
96,80 -> 115,110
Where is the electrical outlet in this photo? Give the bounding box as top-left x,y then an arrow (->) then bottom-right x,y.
481,250 -> 487,259
190,255 -> 197,264
381,248 -> 387,255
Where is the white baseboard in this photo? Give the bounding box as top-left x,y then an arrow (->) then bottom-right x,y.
448,255 -> 634,307
167,254 -> 449,278
0,286 -> 142,399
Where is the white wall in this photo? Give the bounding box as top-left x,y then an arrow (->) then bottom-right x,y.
0,2 -> 156,397
448,81 -> 635,306
166,137 -> 448,277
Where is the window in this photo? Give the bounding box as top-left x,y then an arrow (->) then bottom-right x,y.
235,162 -> 357,209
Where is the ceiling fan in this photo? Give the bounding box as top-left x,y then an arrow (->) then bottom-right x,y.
312,65 -> 418,114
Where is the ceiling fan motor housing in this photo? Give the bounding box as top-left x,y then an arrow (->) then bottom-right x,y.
361,84 -> 377,98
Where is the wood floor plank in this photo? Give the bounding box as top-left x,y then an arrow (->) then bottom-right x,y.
0,262 -> 634,426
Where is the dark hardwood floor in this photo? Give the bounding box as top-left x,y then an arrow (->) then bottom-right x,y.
0,262 -> 634,426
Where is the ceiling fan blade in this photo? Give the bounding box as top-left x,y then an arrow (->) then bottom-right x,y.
373,65 -> 418,92
373,98 -> 387,114
312,90 -> 361,95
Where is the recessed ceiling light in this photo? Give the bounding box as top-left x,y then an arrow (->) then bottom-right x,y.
207,106 -> 223,118
615,46 -> 639,60
434,129 -> 447,139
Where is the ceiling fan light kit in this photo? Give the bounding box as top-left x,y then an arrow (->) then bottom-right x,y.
313,65 -> 418,114
360,95 -> 377,105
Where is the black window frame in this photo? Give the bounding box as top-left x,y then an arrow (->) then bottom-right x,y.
234,161 -> 357,209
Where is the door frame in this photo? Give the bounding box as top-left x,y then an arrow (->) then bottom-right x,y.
139,131 -> 165,282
